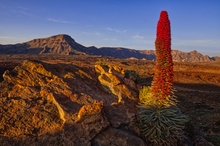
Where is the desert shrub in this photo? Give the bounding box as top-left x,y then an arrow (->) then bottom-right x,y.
138,86 -> 187,145
95,60 -> 108,66
139,86 -> 177,107
124,70 -> 140,83
121,61 -> 129,66
139,86 -> 152,104
138,105 -> 187,145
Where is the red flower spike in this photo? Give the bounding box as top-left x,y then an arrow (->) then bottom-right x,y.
151,10 -> 173,100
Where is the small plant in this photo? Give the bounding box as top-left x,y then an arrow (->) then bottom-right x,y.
139,86 -> 177,107
124,70 -> 140,83
95,59 -> 108,66
138,86 -> 187,145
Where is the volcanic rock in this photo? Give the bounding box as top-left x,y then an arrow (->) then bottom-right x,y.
0,60 -> 142,145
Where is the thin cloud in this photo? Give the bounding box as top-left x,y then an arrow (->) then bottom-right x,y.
82,32 -> 101,36
104,38 -> 117,41
0,36 -> 28,44
0,36 -> 12,39
174,39 -> 220,47
132,34 -> 145,39
15,10 -> 36,17
47,18 -> 75,24
0,36 -> 27,39
106,27 -> 127,33
10,6 -> 39,18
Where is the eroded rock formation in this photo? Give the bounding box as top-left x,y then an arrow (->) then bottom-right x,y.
0,60 -> 143,145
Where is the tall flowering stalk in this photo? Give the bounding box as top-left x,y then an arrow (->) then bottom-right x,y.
151,10 -> 173,100
138,11 -> 187,145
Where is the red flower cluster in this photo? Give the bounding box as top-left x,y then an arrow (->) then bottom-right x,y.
151,11 -> 173,100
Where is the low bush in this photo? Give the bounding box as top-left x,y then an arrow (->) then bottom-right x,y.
138,86 -> 187,145
124,70 -> 140,83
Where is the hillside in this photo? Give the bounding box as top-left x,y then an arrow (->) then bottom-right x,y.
0,34 -> 217,62
0,55 -> 220,145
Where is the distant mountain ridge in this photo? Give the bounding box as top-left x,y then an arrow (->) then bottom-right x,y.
0,34 -> 87,55
0,34 -> 218,62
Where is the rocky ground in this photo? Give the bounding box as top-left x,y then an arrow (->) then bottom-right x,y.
0,55 -> 220,146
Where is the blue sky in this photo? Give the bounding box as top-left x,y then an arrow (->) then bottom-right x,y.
0,0 -> 220,56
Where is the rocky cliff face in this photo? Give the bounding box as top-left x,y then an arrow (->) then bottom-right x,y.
0,34 -> 89,55
141,50 -> 213,62
26,34 -> 79,55
0,34 -> 216,62
171,50 -> 212,62
212,56 -> 220,61
0,60 -> 144,145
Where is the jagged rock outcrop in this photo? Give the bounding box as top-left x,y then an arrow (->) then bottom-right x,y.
171,50 -> 212,62
95,65 -> 140,128
95,65 -> 138,103
0,60 -> 144,145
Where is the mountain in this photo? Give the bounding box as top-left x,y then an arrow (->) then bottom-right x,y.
211,56 -> 220,61
95,47 -> 155,60
171,50 -> 212,62
0,34 -> 216,62
0,34 -> 88,55
140,49 -> 213,62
